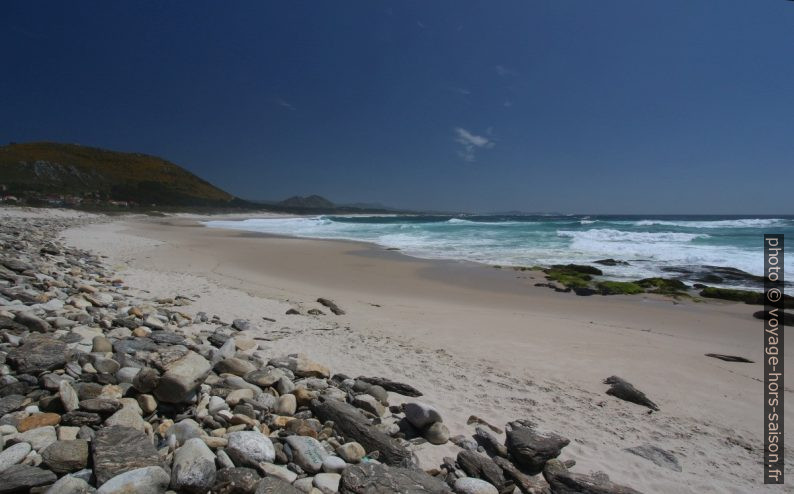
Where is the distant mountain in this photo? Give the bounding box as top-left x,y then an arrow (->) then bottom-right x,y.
0,142 -> 237,207
277,195 -> 335,209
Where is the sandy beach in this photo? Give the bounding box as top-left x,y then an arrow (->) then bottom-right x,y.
52,211 -> 791,493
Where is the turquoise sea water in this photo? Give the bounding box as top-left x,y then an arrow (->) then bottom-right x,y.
206,215 -> 794,289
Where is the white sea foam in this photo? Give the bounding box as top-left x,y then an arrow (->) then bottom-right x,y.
205,216 -> 792,287
632,218 -> 787,228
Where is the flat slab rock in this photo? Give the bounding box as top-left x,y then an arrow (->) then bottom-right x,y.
543,459 -> 643,494
603,376 -> 659,411
624,444 -> 681,472
255,476 -> 304,494
0,464 -> 57,493
93,425 -> 162,485
7,335 -> 68,374
340,463 -> 452,493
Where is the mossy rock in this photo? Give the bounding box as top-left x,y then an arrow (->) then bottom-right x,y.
543,268 -> 592,289
636,277 -> 689,295
596,281 -> 644,295
699,286 -> 793,308
550,264 -> 603,276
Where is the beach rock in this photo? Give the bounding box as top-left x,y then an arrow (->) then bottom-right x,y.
17,412 -> 60,432
276,394 -> 297,415
403,402 -> 442,429
14,312 -> 51,332
153,351 -> 211,403
339,462 -> 452,493
79,398 -> 122,415
92,335 -> 113,353
356,376 -> 422,397
473,426 -> 508,458
603,376 -> 659,411
216,358 -> 257,377
456,450 -> 508,493
285,435 -> 328,473
353,394 -> 385,417
0,464 -> 57,493
492,456 -> 549,494
259,463 -> 297,483
42,439 -> 89,473
543,459 -> 643,494
212,467 -> 260,494
317,298 -> 345,315
336,442 -> 366,463
167,418 -> 203,446
7,336 -> 67,374
60,380 -> 80,412
254,477 -> 303,494
311,399 -> 412,466
704,353 -> 753,363
0,443 -> 30,473
92,426 -> 162,485
453,478 -> 499,494
11,425 -> 57,451
314,472 -> 342,493
171,437 -> 217,493
245,368 -> 286,388
45,475 -> 95,494
424,421 -> 450,445
505,421 -> 570,475
96,466 -> 170,494
132,367 -> 159,393
0,396 -> 26,417
753,309 -> 794,326
322,455 -> 347,473
226,431 -> 275,467
624,444 -> 681,472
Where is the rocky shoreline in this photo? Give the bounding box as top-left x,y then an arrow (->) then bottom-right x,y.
1,213 -> 647,493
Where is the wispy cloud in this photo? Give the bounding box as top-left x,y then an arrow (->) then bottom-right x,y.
274,98 -> 296,111
454,127 -> 495,162
449,86 -> 471,96
503,100 -> 513,108
417,20 -> 427,29
495,65 -> 516,77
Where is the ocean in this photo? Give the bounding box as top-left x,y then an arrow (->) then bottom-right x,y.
205,215 -> 794,290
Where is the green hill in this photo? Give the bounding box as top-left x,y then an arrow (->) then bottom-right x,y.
0,142 -> 236,206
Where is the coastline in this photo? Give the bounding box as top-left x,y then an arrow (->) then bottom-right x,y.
59,212 -> 792,493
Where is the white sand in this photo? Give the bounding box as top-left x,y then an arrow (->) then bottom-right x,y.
56,212 -> 792,494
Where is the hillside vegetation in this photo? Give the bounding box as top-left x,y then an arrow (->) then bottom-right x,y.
0,142 -> 235,206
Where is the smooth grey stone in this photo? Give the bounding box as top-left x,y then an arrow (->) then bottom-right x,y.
96,466 -> 170,494
170,437 -> 217,493
226,431 -> 275,467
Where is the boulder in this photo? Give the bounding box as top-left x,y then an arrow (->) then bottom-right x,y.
0,464 -> 57,493
92,426 -> 162,485
96,466 -> 170,494
153,351 -> 211,403
171,437 -> 217,493
42,439 -> 90,473
285,435 -> 328,473
505,421 -> 569,475
403,402 -> 442,429
225,431 -> 275,467
339,463 -> 452,493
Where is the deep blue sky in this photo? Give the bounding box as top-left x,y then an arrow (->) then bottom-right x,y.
2,1 -> 793,213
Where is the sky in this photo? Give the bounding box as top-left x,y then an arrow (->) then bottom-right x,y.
2,0 -> 793,214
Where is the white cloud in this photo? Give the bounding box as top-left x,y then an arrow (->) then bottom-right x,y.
503,100 -> 513,108
274,98 -> 296,111
495,65 -> 516,77
454,127 -> 495,162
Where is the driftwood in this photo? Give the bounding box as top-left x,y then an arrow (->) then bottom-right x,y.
311,399 -> 412,466
467,415 -> 503,434
317,298 -> 345,315
603,376 -> 659,411
356,376 -> 423,397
